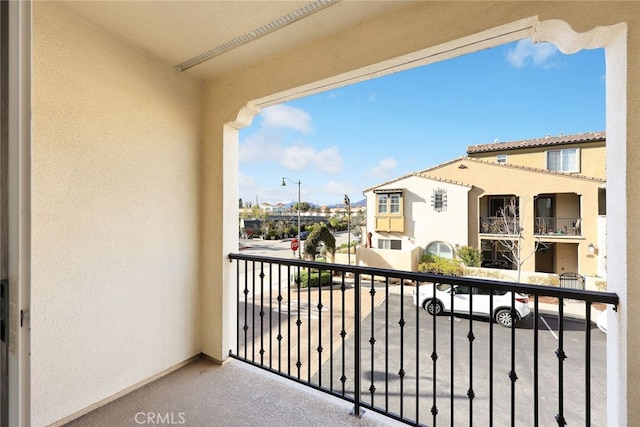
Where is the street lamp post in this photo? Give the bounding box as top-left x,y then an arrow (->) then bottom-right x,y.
344,194 -> 351,265
282,177 -> 301,258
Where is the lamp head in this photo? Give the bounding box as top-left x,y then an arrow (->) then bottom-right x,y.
281,178 -> 286,187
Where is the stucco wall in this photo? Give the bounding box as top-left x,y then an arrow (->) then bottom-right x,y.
356,246 -> 422,272
31,4 -> 202,425
472,141 -> 606,179
364,176 -> 470,254
428,158 -> 601,275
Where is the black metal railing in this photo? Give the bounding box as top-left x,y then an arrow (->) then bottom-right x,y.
479,217 -> 582,236
228,253 -> 617,426
534,217 -> 582,236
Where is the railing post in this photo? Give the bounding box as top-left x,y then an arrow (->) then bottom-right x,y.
351,271 -> 363,418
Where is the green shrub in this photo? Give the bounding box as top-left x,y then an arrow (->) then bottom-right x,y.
294,270 -> 332,288
418,254 -> 464,276
456,245 -> 483,267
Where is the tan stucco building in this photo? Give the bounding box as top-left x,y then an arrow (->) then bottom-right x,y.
425,155 -> 605,277
362,131 -> 605,278
2,2 -> 639,426
463,131 -> 607,277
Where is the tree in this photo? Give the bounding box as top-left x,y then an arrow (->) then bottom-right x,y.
351,210 -> 366,240
250,205 -> 261,219
294,201 -> 312,213
456,245 -> 483,267
494,197 -> 540,283
303,223 -> 336,261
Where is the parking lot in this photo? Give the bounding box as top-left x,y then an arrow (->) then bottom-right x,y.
236,237 -> 606,426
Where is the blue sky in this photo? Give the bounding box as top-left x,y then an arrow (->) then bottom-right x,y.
239,39 -> 605,207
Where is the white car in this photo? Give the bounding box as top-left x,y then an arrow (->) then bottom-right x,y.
412,283 -> 530,327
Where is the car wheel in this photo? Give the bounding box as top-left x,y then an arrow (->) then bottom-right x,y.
423,299 -> 443,316
495,309 -> 514,327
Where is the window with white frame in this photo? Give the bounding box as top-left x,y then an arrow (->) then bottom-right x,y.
425,241 -> 454,259
496,154 -> 507,164
389,193 -> 400,213
374,189 -> 405,232
378,238 -> 402,250
546,148 -> 580,173
377,193 -> 388,214
376,191 -> 403,215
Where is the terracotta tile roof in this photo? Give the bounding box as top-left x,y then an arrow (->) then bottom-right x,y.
363,169 -> 472,193
419,157 -> 606,183
466,131 -> 606,154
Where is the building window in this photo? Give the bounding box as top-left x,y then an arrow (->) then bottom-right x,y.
378,239 -> 402,250
547,148 -> 580,173
377,194 -> 388,214
431,188 -> 447,212
374,189 -> 404,232
496,154 -> 507,164
426,241 -> 454,259
376,191 -> 402,215
389,193 -> 400,213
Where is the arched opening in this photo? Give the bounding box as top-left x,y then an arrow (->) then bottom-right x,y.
221,17 -> 627,424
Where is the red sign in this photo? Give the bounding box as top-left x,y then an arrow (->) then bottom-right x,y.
290,238 -> 299,252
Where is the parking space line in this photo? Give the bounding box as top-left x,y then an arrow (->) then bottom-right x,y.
539,315 -> 558,339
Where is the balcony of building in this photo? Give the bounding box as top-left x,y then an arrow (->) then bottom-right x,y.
66,255 -> 617,427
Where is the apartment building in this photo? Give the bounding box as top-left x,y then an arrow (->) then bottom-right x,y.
363,131 -> 606,278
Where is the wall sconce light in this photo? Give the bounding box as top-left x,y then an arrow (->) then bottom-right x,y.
588,243 -> 595,253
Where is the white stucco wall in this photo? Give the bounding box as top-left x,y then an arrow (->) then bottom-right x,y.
364,175 -> 470,254
31,4 -> 202,425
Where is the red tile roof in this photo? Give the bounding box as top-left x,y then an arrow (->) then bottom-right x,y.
466,131 -> 605,154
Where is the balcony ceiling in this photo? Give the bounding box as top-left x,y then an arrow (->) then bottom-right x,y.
60,1 -> 410,81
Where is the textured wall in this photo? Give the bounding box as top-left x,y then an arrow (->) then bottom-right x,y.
31,4 -> 202,425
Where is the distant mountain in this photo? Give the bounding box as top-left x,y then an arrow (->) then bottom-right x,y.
326,198 -> 366,208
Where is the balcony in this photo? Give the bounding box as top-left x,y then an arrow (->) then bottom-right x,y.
67,255 -> 617,426
534,217 -> 582,236
479,216 -> 519,235
479,216 -> 582,237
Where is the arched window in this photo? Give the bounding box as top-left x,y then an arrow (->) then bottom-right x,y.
426,241 -> 454,259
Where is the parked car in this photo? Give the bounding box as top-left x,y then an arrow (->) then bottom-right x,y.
298,231 -> 309,240
412,283 -> 530,327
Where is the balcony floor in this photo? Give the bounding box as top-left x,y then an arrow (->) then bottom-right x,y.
64,355 -> 404,427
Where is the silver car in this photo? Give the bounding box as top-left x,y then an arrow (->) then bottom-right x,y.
413,283 -> 530,327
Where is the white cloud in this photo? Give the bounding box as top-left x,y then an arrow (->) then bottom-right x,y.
366,157 -> 398,179
238,172 -> 256,190
281,144 -> 343,174
239,131 -> 280,163
314,146 -> 343,174
280,145 -> 316,171
322,180 -> 353,198
240,132 -> 343,174
260,104 -> 312,134
506,39 -> 559,68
